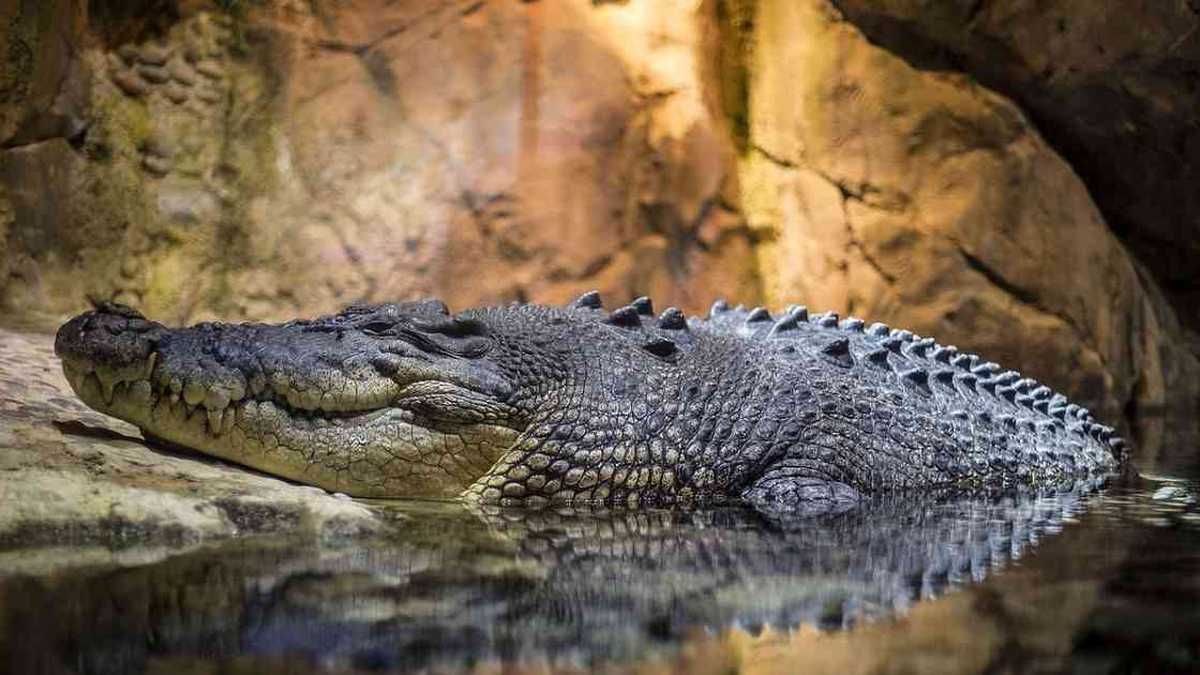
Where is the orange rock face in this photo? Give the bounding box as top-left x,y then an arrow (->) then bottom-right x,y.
0,0 -> 1195,448
738,0 -> 1200,455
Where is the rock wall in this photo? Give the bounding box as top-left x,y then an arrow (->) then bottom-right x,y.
730,0 -> 1200,452
0,0 -> 760,324
1,0 -> 1197,448
829,0 -> 1200,334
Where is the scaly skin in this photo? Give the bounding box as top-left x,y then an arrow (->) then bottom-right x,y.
54,293 -> 1125,511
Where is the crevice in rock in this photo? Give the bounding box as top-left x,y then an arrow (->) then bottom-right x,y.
844,222 -> 895,286
749,142 -> 797,169
957,245 -> 1105,376
749,142 -> 900,288
750,143 -> 902,212
712,0 -> 757,153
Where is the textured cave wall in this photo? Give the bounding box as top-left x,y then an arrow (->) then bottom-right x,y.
726,0 -> 1200,455
828,0 -> 1200,335
0,0 -> 1197,450
0,0 -> 760,324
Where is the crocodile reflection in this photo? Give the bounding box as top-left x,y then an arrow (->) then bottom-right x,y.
2,482 -> 1102,673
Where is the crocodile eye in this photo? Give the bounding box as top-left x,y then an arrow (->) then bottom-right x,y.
360,321 -> 396,336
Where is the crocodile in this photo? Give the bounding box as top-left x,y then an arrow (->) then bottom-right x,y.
54,293 -> 1126,511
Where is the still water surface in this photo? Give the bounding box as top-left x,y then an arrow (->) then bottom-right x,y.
2,432 -> 1198,674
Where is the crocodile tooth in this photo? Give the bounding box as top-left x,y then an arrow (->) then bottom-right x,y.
96,369 -> 119,405
248,373 -> 267,396
130,380 -> 154,406
571,290 -> 603,309
657,307 -> 687,330
183,380 -> 206,407
227,378 -> 246,403
206,406 -> 224,434
630,296 -> 653,315
605,306 -> 641,327
745,307 -> 771,323
205,387 -> 231,412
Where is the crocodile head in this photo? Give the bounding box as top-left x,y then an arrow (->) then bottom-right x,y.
55,300 -> 529,498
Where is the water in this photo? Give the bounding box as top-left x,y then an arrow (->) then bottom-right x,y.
1,464 -> 1197,674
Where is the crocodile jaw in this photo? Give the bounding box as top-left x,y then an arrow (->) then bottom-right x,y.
60,356 -> 520,498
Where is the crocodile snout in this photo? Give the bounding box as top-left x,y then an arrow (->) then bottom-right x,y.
55,302 -> 164,406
